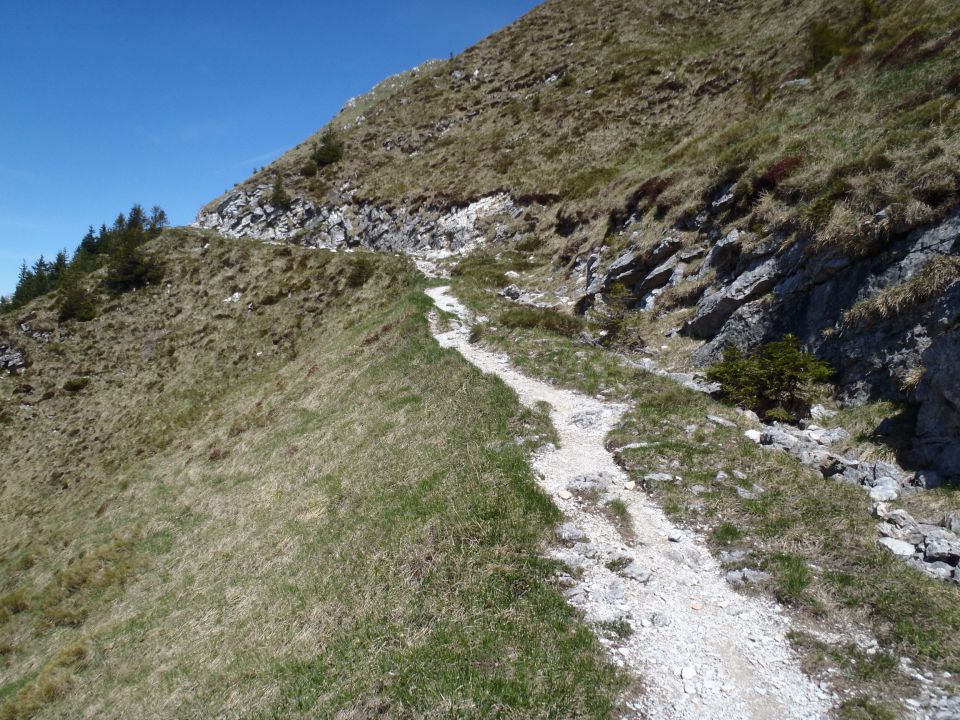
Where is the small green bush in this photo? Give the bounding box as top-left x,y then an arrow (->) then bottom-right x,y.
346,255 -> 376,288
707,335 -> 833,422
0,589 -> 29,623
468,323 -> 487,344
806,21 -> 851,72
311,129 -> 344,167
300,160 -> 318,177
805,1 -> 886,74
838,696 -> 897,720
593,283 -> 643,347
104,245 -> 163,294
270,175 -> 291,210
58,280 -> 97,323
771,553 -> 813,603
712,522 -> 742,546
63,377 -> 91,393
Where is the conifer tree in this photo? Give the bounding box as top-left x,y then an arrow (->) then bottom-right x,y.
270,175 -> 291,209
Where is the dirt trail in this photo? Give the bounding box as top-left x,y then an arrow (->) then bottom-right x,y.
427,285 -> 832,720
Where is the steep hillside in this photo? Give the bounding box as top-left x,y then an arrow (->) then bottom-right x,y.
0,234 -> 623,718
196,0 -> 960,481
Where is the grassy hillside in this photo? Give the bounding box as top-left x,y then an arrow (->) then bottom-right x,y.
220,0 -> 959,260
0,234 -> 622,718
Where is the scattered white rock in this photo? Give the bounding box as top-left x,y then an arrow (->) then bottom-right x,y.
621,564 -> 653,583
645,472 -> 675,484
810,404 -> 837,420
878,537 -> 916,557
707,414 -> 736,428
869,486 -> 899,502
557,523 -> 588,543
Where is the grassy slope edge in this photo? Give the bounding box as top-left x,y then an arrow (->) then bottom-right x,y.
0,234 -> 621,719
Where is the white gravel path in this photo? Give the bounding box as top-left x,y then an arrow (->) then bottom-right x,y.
427,285 -> 833,720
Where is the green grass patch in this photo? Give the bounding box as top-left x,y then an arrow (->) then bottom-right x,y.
498,305 -> 585,338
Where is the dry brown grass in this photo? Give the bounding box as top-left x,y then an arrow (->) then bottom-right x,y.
0,641 -> 88,720
843,255 -> 960,327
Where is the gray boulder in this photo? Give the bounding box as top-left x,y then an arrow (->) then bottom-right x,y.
636,254 -> 682,297
620,563 -> 653,583
912,324 -> 960,481
500,284 -> 522,300
726,568 -> 771,586
698,229 -> 742,278
567,473 -> 611,493
684,257 -> 780,338
591,237 -> 683,296
556,524 -> 589,543
0,343 -> 26,373
878,537 -> 917,557
692,298 -> 774,365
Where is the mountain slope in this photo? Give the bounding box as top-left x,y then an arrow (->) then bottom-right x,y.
197,0 -> 960,480
0,234 -> 621,718
4,0 -> 960,717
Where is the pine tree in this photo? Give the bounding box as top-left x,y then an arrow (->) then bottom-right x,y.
58,269 -> 97,322
127,204 -> 147,231
270,175 -> 290,209
148,206 -> 169,235
104,236 -> 163,294
80,226 -> 98,254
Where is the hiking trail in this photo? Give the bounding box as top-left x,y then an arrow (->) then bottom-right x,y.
427,284 -> 832,720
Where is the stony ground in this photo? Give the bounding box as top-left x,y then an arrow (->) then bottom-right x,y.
428,285 -> 833,720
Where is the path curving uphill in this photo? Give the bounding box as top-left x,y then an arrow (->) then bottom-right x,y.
427,285 -> 832,720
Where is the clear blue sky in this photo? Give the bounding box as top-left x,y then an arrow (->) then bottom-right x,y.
0,0 -> 541,296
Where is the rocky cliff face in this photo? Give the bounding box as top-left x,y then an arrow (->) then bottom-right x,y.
194,183 -> 522,257
580,199 -> 960,480
0,342 -> 26,374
